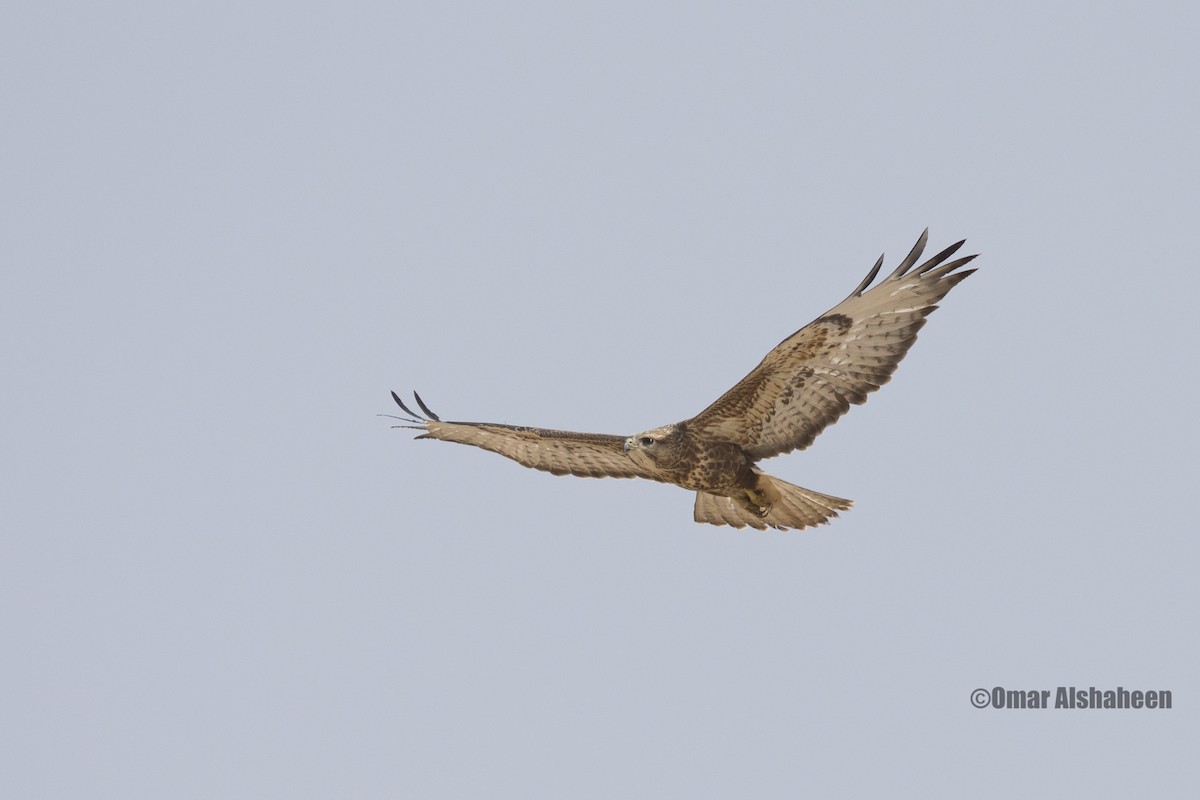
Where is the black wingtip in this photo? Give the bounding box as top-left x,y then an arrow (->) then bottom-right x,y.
916,239 -> 967,274
391,390 -> 425,421
849,253 -> 885,298
377,412 -> 426,429
889,229 -> 930,279
413,391 -> 441,422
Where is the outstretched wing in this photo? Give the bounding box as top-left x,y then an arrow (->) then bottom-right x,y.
687,230 -> 977,460
389,391 -> 665,481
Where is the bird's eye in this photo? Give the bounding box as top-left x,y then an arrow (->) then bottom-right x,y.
640,437 -> 655,447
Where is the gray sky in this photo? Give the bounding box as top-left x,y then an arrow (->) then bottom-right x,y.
3,1 -> 1198,797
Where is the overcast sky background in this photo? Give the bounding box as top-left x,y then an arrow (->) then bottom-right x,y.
3,1 -> 1198,797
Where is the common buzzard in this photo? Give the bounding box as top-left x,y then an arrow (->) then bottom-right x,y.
390,230 -> 977,530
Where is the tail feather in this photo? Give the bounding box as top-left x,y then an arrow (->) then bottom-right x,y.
693,472 -> 852,531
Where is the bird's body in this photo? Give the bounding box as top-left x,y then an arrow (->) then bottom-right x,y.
390,230 -> 978,530
627,424 -> 753,494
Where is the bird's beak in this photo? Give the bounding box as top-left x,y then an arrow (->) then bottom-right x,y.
623,437 -> 633,453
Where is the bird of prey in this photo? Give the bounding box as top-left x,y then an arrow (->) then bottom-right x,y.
390,230 -> 977,530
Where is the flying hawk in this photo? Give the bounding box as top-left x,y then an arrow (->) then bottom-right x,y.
390,230 -> 977,530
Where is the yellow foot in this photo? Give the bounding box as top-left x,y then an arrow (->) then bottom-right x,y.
739,489 -> 771,517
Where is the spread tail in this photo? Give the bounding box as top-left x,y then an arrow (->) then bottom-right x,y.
693,472 -> 852,531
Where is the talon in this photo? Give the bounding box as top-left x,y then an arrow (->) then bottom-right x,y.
738,489 -> 771,517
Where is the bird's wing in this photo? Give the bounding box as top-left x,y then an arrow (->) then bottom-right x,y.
388,391 -> 666,481
687,230 -> 977,460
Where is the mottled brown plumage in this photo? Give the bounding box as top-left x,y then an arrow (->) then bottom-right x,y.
389,230 -> 977,530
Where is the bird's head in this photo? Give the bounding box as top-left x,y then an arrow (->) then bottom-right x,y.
624,424 -> 684,469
